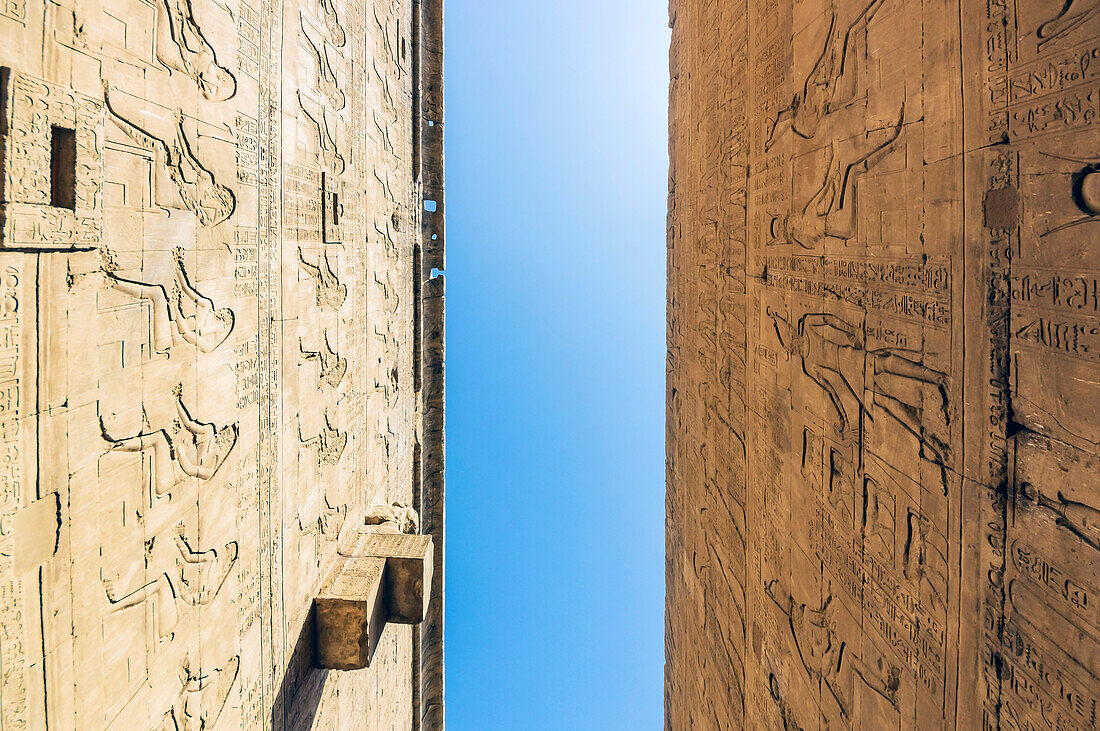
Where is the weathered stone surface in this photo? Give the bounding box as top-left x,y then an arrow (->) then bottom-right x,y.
0,0 -> 444,726
666,1 -> 1100,728
316,557 -> 388,671
342,531 -> 434,624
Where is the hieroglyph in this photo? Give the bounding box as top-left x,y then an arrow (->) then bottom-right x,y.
667,0 -> 1100,728
0,0 -> 439,726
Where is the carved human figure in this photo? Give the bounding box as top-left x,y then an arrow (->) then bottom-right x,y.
103,524 -> 238,646
299,330 -> 347,389
298,497 -> 348,550
765,579 -> 901,722
768,308 -> 950,464
298,92 -> 346,175
364,501 -> 420,534
158,654 -> 239,731
298,409 -> 346,467
301,15 -> 345,111
100,384 -> 239,492
318,0 -> 346,47
770,104 -> 905,249
903,509 -> 947,613
861,476 -> 895,559
829,446 -> 858,525
1037,0 -> 1100,48
103,84 -> 236,226
298,247 -> 347,310
73,247 -> 235,355
764,0 -> 889,151
156,0 -> 237,101
1021,482 -> 1100,551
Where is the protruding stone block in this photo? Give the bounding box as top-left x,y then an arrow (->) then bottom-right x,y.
342,531 -> 434,624
315,557 -> 386,671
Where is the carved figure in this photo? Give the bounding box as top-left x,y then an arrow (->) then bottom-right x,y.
765,579 -> 901,722
298,409 -> 346,466
861,476 -> 895,559
298,495 -> 348,540
298,91 -> 346,175
768,308 -> 950,465
299,330 -> 347,388
73,248 -> 235,355
770,104 -> 905,249
100,384 -> 239,491
158,654 -> 239,731
156,0 -> 237,101
301,15 -> 345,111
764,0 -> 889,151
298,247 -> 347,310
103,524 -> 238,645
103,85 -> 236,226
318,0 -> 345,47
1021,482 -> 1100,551
364,501 -> 420,534
1037,0 -> 1100,48
829,446 -> 858,525
903,509 -> 947,612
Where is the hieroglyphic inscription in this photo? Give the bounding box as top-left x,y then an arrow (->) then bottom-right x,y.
0,0 -> 433,725
668,0 -> 1100,727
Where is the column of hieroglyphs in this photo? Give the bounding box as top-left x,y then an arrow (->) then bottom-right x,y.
667,0 -> 1100,728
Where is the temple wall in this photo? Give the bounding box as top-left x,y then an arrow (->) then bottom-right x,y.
666,1 -> 1100,727
0,0 -> 443,726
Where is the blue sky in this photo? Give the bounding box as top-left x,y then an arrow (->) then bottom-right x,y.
445,1 -> 669,728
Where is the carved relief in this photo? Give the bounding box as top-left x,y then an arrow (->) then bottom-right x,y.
4,0 -> 431,724
103,523 -> 238,645
71,248 -> 235,355
298,408 -> 346,467
100,384 -> 239,491
763,0 -> 889,151
298,246 -> 347,310
103,84 -> 236,226
301,14 -> 345,111
298,91 -> 345,176
155,0 -> 237,101
299,330 -> 346,389
157,655 -> 240,731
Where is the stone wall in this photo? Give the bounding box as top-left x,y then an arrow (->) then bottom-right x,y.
666,0 -> 1100,727
0,0 -> 443,726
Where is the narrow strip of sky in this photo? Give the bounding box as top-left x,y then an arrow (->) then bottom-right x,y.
445,1 -> 670,728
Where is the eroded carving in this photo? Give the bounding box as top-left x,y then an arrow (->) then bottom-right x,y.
763,0 -> 888,152
71,248 -> 235,355
100,384 -> 239,490
103,85 -> 236,226
298,408 -> 346,467
103,523 -> 238,644
301,15 -> 345,111
297,91 -> 346,176
158,655 -> 239,731
298,246 -> 347,310
156,0 -> 237,101
299,330 -> 346,388
364,502 -> 419,534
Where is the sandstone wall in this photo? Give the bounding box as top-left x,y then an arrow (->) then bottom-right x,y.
0,0 -> 443,726
667,0 -> 1100,727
